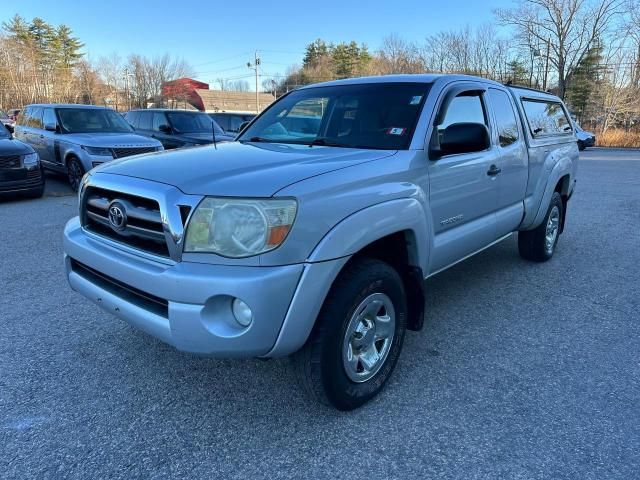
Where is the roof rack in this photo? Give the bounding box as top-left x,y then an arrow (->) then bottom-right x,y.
503,82 -> 553,95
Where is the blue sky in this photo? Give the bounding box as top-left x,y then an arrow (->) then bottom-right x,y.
1,0 -> 513,87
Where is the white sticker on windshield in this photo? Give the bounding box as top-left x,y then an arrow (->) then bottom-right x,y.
387,127 -> 407,136
409,95 -> 422,105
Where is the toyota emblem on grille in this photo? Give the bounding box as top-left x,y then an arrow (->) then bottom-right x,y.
108,202 -> 127,231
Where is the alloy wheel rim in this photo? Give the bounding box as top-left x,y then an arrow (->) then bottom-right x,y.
68,161 -> 82,190
342,293 -> 395,383
545,206 -> 560,254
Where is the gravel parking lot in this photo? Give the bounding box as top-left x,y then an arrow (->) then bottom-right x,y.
1,148 -> 639,479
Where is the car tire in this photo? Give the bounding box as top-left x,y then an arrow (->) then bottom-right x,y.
577,140 -> 585,151
66,156 -> 84,192
292,257 -> 407,411
518,192 -> 563,262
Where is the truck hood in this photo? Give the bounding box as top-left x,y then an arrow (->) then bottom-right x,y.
180,132 -> 236,144
63,132 -> 161,148
94,141 -> 396,196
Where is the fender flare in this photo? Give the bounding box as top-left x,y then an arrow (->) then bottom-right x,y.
522,156 -> 573,230
307,197 -> 431,273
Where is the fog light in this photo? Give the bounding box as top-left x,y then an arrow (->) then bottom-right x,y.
232,298 -> 253,327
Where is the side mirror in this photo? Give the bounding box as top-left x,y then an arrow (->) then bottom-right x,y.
44,123 -> 58,132
159,124 -> 172,134
238,121 -> 250,134
433,123 -> 490,158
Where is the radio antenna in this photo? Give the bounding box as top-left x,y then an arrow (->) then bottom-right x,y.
212,117 -> 218,150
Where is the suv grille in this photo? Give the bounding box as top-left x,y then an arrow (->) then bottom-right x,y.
82,187 -> 170,257
0,155 -> 21,169
112,147 -> 157,159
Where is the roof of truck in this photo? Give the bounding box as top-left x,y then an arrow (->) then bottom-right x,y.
301,74 -> 503,89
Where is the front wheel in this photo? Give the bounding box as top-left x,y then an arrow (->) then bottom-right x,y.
518,192 -> 563,262
67,156 -> 85,192
577,140 -> 585,151
292,258 -> 407,410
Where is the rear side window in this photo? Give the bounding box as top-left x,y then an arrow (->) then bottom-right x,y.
212,114 -> 229,131
522,99 -> 571,136
488,89 -> 519,146
28,107 -> 44,129
138,111 -> 152,130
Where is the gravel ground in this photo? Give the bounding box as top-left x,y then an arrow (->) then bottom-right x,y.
1,148 -> 639,479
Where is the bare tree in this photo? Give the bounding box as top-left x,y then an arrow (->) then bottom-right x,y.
496,0 -> 627,98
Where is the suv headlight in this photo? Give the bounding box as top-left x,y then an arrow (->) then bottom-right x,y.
184,198 -> 297,257
82,146 -> 113,157
23,152 -> 39,167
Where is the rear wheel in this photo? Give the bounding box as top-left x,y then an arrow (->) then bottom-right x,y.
292,258 -> 407,410
518,192 -> 563,262
66,156 -> 84,192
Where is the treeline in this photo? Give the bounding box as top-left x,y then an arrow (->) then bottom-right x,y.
274,0 -> 640,138
0,15 -> 193,111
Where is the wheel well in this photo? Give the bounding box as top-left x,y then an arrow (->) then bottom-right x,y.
64,153 -> 79,167
351,231 -> 425,332
555,175 -> 570,233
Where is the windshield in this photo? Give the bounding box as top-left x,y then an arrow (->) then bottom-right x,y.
238,82 -> 431,149
58,108 -> 132,134
167,112 -> 225,135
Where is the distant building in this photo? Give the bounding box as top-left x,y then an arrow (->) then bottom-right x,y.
161,77 -> 274,113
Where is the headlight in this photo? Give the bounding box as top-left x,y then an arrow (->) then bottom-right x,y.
23,152 -> 39,167
184,198 -> 297,257
82,146 -> 113,157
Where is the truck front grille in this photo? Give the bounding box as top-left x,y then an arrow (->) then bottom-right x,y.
0,155 -> 21,169
112,147 -> 157,159
82,186 -> 170,257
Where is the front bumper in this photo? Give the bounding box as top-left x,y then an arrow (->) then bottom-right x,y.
63,217 -> 346,357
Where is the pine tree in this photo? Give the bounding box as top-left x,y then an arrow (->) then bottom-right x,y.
566,40 -> 604,121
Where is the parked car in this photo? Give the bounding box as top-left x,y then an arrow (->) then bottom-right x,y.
63,75 -> 578,410
1,109 -> 15,134
125,109 -> 234,149
574,122 -> 595,150
0,123 -> 44,198
14,104 -> 163,191
8,109 -> 21,121
208,112 -> 255,135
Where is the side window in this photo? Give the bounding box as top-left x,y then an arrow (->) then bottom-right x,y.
522,100 -> 572,136
214,115 -> 230,131
152,112 -> 168,131
42,108 -> 57,128
228,116 -> 244,133
488,89 -> 519,147
440,92 -> 487,129
138,111 -> 152,130
29,107 -> 44,129
124,112 -> 139,128
17,107 -> 31,126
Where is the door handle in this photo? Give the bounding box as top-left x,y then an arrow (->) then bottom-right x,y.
487,165 -> 502,176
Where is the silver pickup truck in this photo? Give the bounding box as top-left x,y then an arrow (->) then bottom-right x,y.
63,74 -> 578,410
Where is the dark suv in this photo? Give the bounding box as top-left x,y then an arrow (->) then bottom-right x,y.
125,109 -> 234,149
0,123 -> 44,198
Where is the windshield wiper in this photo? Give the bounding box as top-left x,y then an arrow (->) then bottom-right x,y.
245,136 -> 275,143
307,137 -> 350,148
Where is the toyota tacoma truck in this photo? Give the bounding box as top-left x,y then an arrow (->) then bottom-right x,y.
63,75 -> 578,410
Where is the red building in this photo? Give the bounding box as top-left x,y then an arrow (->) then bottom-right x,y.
161,78 -> 210,111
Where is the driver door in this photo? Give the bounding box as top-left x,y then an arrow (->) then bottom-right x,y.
427,87 -> 500,274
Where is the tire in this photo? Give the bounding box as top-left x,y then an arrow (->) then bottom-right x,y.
292,257 -> 407,411
66,156 -> 84,192
518,192 -> 563,262
577,140 -> 585,151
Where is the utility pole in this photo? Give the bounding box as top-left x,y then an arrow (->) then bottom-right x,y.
123,67 -> 133,110
247,52 -> 261,113
543,37 -> 551,92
